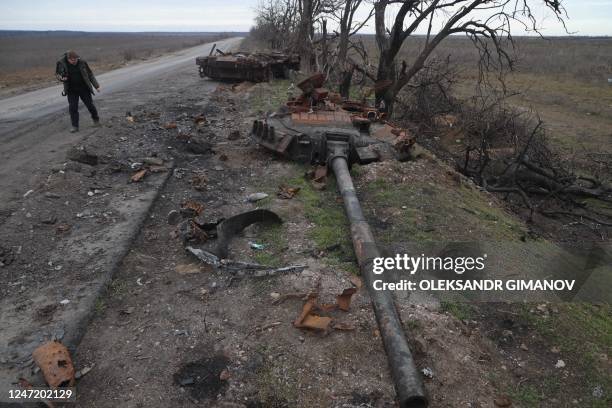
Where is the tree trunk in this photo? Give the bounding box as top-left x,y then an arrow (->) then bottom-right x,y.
297,0 -> 315,72
339,68 -> 353,98
375,51 -> 396,114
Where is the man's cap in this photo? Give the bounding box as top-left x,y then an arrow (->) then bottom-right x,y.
67,50 -> 79,59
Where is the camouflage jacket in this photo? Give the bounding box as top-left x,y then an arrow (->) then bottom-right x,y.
55,53 -> 99,95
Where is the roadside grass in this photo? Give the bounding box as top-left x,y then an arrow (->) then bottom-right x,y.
284,169 -> 358,274
515,302 -> 612,407
440,301 -> 475,321
94,298 -> 106,315
249,79 -> 292,113
249,158 -> 356,274
252,223 -> 286,268
254,362 -> 298,406
361,173 -> 525,244
508,384 -> 541,407
109,278 -> 128,297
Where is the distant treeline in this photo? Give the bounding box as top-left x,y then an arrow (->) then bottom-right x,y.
0,30 -> 247,37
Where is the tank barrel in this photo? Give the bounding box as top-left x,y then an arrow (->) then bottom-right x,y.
331,156 -> 428,408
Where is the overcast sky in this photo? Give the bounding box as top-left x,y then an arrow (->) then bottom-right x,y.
0,0 -> 610,36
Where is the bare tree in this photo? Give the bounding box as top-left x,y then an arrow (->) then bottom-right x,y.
373,0 -> 565,114
252,0 -> 299,49
331,0 -> 375,97
296,0 -> 331,71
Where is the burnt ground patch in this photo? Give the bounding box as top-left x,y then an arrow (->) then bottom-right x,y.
174,354 -> 230,401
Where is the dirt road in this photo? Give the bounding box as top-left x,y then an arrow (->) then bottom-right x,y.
0,38 -> 242,126
0,37 -> 240,398
0,37 -> 241,218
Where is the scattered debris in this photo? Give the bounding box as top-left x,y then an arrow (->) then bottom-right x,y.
186,247 -> 220,268
175,263 -> 201,275
190,173 -> 209,191
23,189 -> 34,198
349,275 -> 363,289
247,192 -> 268,202
193,114 -> 206,125
130,169 -> 147,183
292,288 -> 358,334
248,241 -> 265,250
331,322 -> 356,331
32,341 -> 76,387
555,359 -> 566,368
592,384 -> 604,399
293,296 -> 332,332
421,367 -> 434,379
67,146 -> 98,166
59,299 -> 70,305
219,369 -> 231,381
214,209 -> 281,258
75,365 -> 94,380
163,122 -> 177,129
271,292 -> 312,305
181,200 -> 205,217
142,157 -> 164,166
186,246 -> 305,277
176,220 -> 210,243
277,185 -> 300,199
336,288 -> 357,312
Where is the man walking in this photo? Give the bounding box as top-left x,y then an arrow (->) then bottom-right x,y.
56,50 -> 101,132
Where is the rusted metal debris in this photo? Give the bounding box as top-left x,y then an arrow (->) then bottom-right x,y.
32,341 -> 76,388
196,46 -> 300,82
292,288 -> 358,333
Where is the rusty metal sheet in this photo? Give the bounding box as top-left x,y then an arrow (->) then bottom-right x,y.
32,341 -> 76,387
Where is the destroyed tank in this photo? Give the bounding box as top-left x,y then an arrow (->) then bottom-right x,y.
250,73 -> 415,166
196,45 -> 300,82
249,73 -> 427,407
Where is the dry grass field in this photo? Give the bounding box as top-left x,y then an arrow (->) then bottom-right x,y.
360,35 -> 612,156
0,31 -> 235,97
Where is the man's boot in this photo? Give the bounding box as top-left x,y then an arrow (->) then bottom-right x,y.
92,119 -> 101,128
70,126 -> 79,133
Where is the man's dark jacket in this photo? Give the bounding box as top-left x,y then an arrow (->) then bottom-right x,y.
56,53 -> 99,95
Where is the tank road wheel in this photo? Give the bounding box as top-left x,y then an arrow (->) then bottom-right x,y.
199,66 -> 206,78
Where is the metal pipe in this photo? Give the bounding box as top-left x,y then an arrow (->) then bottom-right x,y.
331,156 -> 428,408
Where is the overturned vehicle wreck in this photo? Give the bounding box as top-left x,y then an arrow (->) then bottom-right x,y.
251,74 -> 428,407
196,44 -> 300,82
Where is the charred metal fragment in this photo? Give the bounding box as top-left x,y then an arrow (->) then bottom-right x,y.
214,209 -> 282,258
